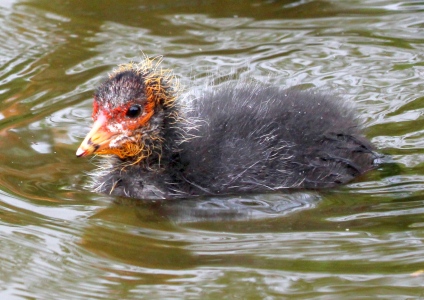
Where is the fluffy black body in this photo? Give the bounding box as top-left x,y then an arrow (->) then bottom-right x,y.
93,82 -> 378,199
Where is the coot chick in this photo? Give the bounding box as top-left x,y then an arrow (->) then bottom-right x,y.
76,58 -> 378,199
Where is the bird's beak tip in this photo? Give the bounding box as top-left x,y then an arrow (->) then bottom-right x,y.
76,147 -> 87,157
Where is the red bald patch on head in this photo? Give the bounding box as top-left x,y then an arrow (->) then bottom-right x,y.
95,99 -> 157,134
92,100 -> 99,119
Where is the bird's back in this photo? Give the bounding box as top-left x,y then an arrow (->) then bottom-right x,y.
170,84 -> 377,197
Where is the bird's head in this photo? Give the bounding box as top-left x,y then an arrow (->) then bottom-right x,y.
76,59 -> 176,163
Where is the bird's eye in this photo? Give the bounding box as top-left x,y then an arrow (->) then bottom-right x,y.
126,105 -> 142,118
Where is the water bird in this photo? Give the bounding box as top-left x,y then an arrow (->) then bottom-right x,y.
76,57 -> 378,199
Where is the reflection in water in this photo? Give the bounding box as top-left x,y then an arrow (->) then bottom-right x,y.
79,191 -> 319,275
113,192 -> 319,223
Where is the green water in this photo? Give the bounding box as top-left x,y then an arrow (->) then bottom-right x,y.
0,0 -> 424,299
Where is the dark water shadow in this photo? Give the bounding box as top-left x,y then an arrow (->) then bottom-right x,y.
112,191 -> 320,224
